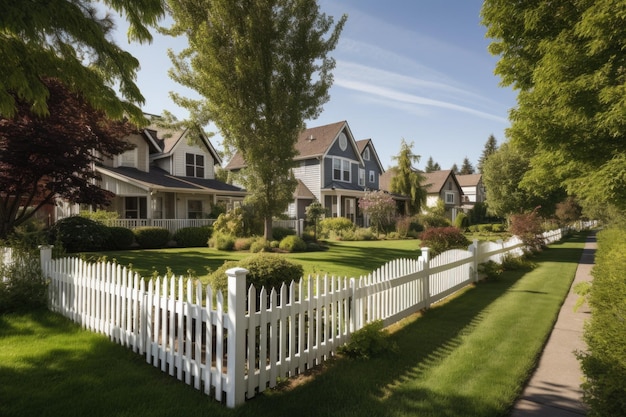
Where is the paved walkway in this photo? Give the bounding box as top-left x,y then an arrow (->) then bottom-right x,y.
510,232 -> 596,417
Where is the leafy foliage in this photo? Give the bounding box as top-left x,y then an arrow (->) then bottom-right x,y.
173,226 -> 212,248
165,0 -> 346,240
319,217 -> 355,239
338,320 -> 397,359
0,239 -> 47,313
482,0 -> 626,211
389,139 -> 427,215
209,232 -> 236,251
305,200 -> 327,240
208,253 -> 303,294
272,226 -> 296,242
1,1 -> 165,124
358,190 -> 396,235
132,227 -> 170,249
279,235 -> 307,252
509,209 -> 544,251
420,227 -> 470,256
48,216 -> 112,253
578,227 -> 626,416
106,227 -> 135,250
0,78 -> 135,239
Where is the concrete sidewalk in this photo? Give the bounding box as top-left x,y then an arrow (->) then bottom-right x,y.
510,232 -> 596,417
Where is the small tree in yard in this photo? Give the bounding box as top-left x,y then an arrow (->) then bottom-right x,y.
306,200 -> 326,241
359,190 -> 396,236
509,208 -> 544,252
0,78 -> 134,239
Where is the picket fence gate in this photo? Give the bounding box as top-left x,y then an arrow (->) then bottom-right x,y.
43,227 -> 577,408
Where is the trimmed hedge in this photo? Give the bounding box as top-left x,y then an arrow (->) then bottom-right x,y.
208,253 -> 303,293
173,226 -> 212,248
578,228 -> 626,416
48,216 -> 111,252
278,235 -> 307,252
132,227 -> 170,249
106,227 -> 135,250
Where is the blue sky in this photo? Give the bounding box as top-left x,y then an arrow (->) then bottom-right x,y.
112,0 -> 517,171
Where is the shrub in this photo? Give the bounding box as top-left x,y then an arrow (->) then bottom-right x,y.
106,227 -> 135,250
279,235 -> 307,252
132,227 -> 170,249
477,224 -> 493,233
492,223 -> 506,233
478,260 -> 504,280
173,226 -> 212,247
319,217 -> 355,239
418,213 -> 450,229
509,209 -> 544,251
48,216 -> 112,252
454,212 -> 469,230
395,216 -> 412,238
577,228 -> 626,416
338,320 -> 397,359
234,237 -> 256,251
209,232 -> 236,251
250,239 -> 271,253
208,253 -> 303,293
340,227 -> 376,241
272,226 -> 295,241
79,209 -> 119,223
0,241 -> 47,313
212,206 -> 262,237
420,226 -> 470,256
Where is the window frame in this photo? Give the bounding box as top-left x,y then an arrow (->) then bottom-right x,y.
332,157 -> 351,182
185,153 -> 205,178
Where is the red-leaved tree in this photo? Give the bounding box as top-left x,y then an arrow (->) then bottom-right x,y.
0,78 -> 135,239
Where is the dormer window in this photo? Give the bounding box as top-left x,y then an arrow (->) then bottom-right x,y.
363,147 -> 370,161
186,153 -> 205,178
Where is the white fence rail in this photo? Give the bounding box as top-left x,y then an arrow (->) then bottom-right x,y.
42,226 -> 584,408
102,219 -> 216,234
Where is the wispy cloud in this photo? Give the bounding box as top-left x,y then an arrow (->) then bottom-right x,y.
334,77 -> 508,123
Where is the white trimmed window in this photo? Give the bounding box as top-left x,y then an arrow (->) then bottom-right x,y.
363,147 -> 370,161
445,192 -> 455,204
369,170 -> 375,183
333,157 -> 351,182
358,168 -> 365,186
185,153 -> 205,178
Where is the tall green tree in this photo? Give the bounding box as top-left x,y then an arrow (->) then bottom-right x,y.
477,134 -> 497,173
1,0 -> 165,125
481,0 -> 626,211
390,139 -> 426,215
165,0 -> 346,240
481,142 -> 539,218
450,163 -> 459,174
459,157 -> 475,175
424,156 -> 441,173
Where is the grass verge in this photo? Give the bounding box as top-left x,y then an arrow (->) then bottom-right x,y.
0,233 -> 587,417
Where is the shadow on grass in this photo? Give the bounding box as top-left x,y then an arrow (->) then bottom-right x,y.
240,267 -> 531,417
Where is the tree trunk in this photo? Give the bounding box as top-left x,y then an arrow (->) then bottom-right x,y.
264,216 -> 273,241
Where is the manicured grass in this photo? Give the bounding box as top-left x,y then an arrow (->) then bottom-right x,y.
1,233 -> 587,417
82,239 -> 423,283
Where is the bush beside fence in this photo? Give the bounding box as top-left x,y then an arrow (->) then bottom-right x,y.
41,226 -> 586,408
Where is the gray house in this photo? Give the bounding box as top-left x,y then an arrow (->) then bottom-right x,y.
225,121 -> 385,225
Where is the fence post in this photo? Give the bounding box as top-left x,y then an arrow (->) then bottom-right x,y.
421,247 -> 431,309
298,219 -> 305,237
226,267 -> 248,408
39,245 -> 53,272
471,239 -> 479,282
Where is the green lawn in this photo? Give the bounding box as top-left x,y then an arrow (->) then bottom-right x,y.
1,232 -> 588,417
82,239 -> 423,283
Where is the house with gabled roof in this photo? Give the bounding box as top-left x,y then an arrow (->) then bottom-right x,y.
77,115 -> 247,231
380,169 -> 464,221
456,173 -> 485,209
225,120 -> 386,225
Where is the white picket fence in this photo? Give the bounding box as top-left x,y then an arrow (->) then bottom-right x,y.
43,227 -> 578,408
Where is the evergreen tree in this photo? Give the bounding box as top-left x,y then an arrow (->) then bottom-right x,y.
477,134 -> 498,173
165,0 -> 346,240
389,139 -> 426,215
451,163 -> 459,174
425,156 -> 441,172
459,157 -> 475,175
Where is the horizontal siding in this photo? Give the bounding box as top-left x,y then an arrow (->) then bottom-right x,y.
293,160 -> 321,200
173,140 -> 216,179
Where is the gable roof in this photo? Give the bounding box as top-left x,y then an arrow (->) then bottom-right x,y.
456,173 -> 482,187
356,138 -> 385,173
421,170 -> 463,194
224,120 -> 364,170
141,116 -> 222,165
